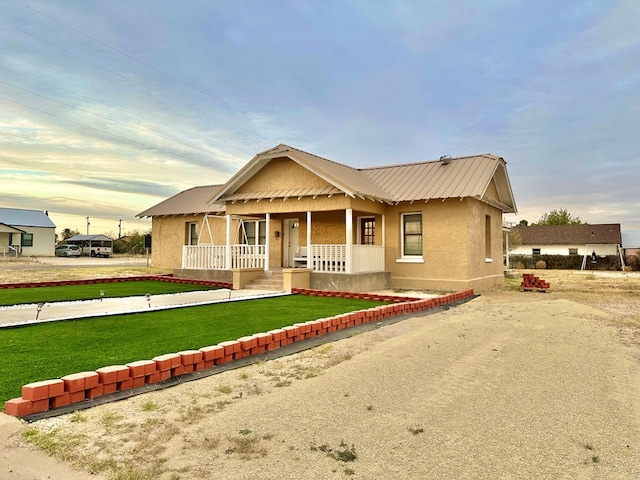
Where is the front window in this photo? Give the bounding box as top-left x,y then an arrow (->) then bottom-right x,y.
360,217 -> 375,245
402,213 -> 422,257
532,248 -> 541,255
188,223 -> 198,245
242,221 -> 266,245
21,233 -> 34,247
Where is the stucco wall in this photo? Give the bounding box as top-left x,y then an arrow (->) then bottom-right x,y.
385,198 -> 504,291
237,157 -> 330,192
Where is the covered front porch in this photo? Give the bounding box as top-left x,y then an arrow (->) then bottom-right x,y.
181,208 -> 386,275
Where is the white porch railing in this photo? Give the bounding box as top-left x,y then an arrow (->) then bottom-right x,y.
310,244 -> 384,273
182,244 -> 265,270
230,244 -> 266,269
182,244 -> 383,273
351,245 -> 385,273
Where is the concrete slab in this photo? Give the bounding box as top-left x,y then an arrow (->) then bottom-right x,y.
0,289 -> 288,328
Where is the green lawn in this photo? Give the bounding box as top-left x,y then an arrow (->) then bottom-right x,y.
0,295 -> 387,406
0,280 -> 222,306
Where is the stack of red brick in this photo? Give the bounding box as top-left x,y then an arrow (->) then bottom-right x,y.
4,288 -> 475,417
520,273 -> 550,292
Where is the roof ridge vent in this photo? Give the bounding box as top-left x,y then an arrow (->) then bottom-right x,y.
439,155 -> 452,165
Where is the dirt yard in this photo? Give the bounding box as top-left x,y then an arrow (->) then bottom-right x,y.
1,266 -> 639,479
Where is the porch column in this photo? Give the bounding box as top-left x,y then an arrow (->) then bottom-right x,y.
382,213 -> 386,267
264,213 -> 270,272
306,211 -> 312,269
225,214 -> 232,270
345,208 -> 353,274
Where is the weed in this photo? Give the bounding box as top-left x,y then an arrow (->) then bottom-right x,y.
217,385 -> 233,394
583,443 -> 594,450
100,412 -> 123,431
344,467 -> 356,475
239,372 -> 249,380
239,429 -> 252,435
70,411 -> 87,423
592,455 -> 600,463
311,440 -> 357,463
366,405 -> 374,411
275,380 -> 292,387
141,401 -> 158,412
409,425 -> 425,435
225,433 -> 268,459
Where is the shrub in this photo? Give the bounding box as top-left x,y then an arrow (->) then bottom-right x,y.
535,260 -> 546,269
509,254 -> 623,270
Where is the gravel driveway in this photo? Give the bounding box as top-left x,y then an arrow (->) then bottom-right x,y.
3,286 -> 639,479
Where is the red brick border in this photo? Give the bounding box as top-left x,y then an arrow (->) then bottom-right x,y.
0,275 -> 232,290
4,288 -> 474,417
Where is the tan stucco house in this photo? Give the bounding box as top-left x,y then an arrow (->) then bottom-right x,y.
138,144 -> 517,292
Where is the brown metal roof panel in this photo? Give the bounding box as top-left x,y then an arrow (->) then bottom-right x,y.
137,185 -> 225,217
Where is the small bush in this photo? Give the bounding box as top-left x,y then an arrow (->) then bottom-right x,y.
535,260 -> 547,269
510,254 -> 623,270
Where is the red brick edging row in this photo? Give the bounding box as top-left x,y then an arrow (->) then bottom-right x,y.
4,288 -> 474,417
0,275 -> 232,290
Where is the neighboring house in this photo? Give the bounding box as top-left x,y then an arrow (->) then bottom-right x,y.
138,144 -> 517,292
622,231 -> 640,256
0,207 -> 56,256
510,224 -> 622,257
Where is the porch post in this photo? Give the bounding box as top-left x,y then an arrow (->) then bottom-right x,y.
264,213 -> 270,272
306,211 -> 312,269
225,214 -> 232,270
345,208 -> 353,273
382,213 -> 386,267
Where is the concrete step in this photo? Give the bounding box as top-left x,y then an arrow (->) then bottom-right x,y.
245,271 -> 284,291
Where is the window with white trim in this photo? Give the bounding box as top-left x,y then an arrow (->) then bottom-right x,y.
401,213 -> 422,257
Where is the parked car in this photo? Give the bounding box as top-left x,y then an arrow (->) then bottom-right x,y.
54,245 -> 82,257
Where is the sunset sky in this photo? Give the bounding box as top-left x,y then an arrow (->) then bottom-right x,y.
1,0 -> 639,237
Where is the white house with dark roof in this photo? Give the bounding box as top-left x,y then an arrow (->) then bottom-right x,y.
510,224 -> 622,257
0,207 -> 56,256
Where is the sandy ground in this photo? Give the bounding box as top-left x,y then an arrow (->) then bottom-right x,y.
1,268 -> 639,479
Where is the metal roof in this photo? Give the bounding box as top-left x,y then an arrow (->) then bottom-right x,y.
0,207 -> 56,228
138,145 -> 517,217
210,144 -> 516,211
513,224 -> 622,245
622,230 -> 640,248
211,144 -> 393,203
67,234 -> 114,242
137,185 -> 225,218
362,154 -> 513,206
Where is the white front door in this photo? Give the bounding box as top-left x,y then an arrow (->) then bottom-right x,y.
283,218 -> 299,267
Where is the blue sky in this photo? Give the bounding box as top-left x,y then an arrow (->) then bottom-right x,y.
1,0 -> 638,237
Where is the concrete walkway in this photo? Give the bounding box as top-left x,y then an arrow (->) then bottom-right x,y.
0,289 -> 287,328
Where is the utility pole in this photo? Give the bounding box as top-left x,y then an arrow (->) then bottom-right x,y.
118,219 -> 122,238
86,216 -> 90,235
